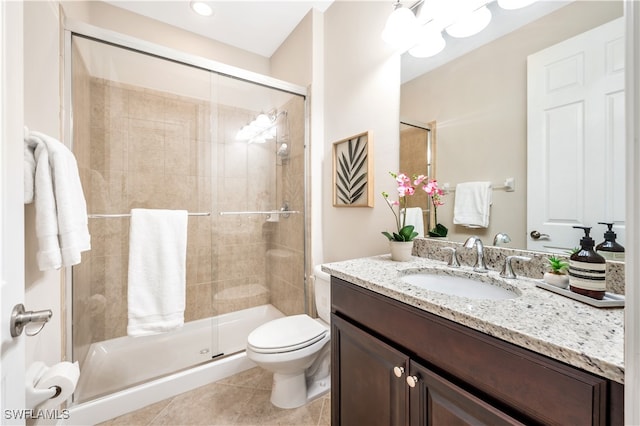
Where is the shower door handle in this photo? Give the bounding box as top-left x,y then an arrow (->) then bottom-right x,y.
9,303 -> 53,337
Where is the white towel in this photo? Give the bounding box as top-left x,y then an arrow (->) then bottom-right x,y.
24,126 -> 35,203
127,208 -> 188,336
402,207 -> 424,237
24,143 -> 36,204
25,131 -> 91,270
453,182 -> 492,228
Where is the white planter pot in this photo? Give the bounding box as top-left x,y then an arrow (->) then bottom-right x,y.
389,241 -> 414,262
543,272 -> 569,289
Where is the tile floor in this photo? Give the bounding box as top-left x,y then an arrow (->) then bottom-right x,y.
97,367 -> 331,426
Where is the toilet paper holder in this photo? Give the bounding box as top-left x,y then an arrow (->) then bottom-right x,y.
10,303 -> 53,337
26,363 -> 59,409
25,361 -> 81,410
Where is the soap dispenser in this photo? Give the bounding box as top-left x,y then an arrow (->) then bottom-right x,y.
569,226 -> 607,300
596,222 -> 625,261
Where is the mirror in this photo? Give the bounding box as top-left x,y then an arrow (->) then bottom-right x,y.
400,0 -> 624,253
400,120 -> 434,231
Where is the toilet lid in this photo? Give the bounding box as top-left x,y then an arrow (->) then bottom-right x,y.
247,314 -> 328,354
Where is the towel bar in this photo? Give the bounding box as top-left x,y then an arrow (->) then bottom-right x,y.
443,177 -> 515,193
218,210 -> 301,216
88,212 -> 211,218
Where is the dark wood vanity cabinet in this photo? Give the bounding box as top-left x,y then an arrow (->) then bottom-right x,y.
331,277 -> 624,426
331,314 -> 408,426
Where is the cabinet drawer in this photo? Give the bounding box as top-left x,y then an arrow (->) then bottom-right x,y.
332,278 -> 611,425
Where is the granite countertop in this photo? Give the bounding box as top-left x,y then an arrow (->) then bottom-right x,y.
322,255 -> 624,384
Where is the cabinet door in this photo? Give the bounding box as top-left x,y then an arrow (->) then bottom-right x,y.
332,314 -> 409,426
408,361 -> 524,426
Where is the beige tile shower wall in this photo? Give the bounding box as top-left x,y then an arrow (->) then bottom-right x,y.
211,105 -> 274,315
79,78 -> 306,341
83,78 -> 213,341
71,43 -> 93,366
268,96 -> 306,316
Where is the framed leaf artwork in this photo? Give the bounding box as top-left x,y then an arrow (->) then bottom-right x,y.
332,131 -> 373,207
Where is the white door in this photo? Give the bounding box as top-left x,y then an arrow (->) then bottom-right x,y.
527,17 -> 625,253
0,1 -> 26,424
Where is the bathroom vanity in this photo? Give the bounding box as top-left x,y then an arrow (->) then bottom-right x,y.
324,256 -> 624,425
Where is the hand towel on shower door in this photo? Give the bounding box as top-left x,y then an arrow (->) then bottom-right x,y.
127,208 -> 188,336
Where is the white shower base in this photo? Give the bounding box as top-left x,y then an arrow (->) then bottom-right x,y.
66,304 -> 284,425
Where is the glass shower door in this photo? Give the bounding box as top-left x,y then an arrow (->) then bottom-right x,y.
70,34 -> 218,402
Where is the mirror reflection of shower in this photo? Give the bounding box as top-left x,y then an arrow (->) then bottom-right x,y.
236,110 -> 290,160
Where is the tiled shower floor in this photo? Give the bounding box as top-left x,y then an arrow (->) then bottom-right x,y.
97,367 -> 331,426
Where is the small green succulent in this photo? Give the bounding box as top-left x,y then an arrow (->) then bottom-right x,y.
548,256 -> 569,274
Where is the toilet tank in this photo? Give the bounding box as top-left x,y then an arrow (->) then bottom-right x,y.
313,265 -> 331,323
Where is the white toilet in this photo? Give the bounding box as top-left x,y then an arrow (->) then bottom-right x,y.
246,265 -> 331,409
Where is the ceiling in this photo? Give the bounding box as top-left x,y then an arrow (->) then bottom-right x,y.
104,0 -> 334,57
104,0 -> 572,83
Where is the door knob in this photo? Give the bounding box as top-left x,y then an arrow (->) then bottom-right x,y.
406,375 -> 420,388
393,366 -> 404,378
530,230 -> 550,240
10,304 -> 53,337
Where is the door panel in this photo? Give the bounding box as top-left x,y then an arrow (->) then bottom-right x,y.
0,0 -> 26,421
527,17 -> 625,252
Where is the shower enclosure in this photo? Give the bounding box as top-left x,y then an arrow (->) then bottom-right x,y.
65,25 -> 307,414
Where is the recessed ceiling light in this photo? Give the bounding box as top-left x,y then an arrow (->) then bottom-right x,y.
190,1 -> 213,17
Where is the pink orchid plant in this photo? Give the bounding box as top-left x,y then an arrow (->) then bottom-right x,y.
382,172 -> 419,242
417,175 -> 448,237
382,172 -> 447,241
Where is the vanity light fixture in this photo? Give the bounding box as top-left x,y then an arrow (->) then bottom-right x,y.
190,1 -> 213,17
383,0 -> 539,58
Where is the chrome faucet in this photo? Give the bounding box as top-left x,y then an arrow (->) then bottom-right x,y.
464,236 -> 488,273
442,247 -> 460,268
493,232 -> 511,246
500,255 -> 531,279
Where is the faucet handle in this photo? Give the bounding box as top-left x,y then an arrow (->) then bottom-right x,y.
500,255 -> 531,279
442,247 -> 460,268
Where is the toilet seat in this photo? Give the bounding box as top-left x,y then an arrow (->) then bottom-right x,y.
247,314 -> 328,354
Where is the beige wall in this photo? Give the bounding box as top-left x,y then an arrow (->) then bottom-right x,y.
322,1 -> 401,262
401,1 -> 623,248
271,10 -> 313,87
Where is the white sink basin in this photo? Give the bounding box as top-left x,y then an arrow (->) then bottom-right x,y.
401,273 -> 519,300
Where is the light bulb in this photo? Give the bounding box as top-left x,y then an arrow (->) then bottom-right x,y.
254,113 -> 272,129
446,5 -> 492,38
382,5 -> 419,49
190,1 -> 213,17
